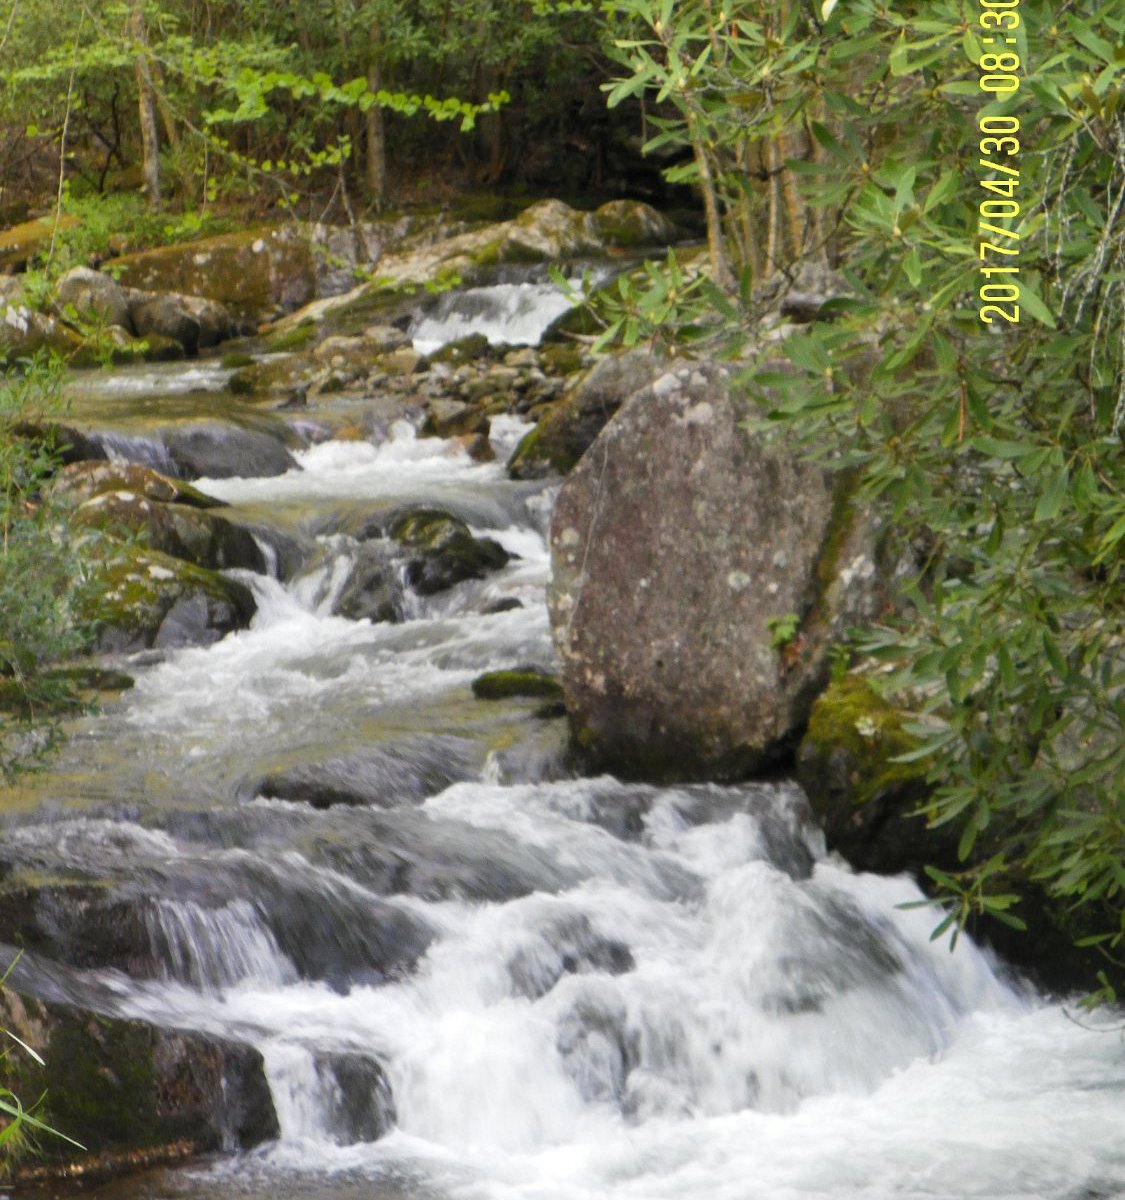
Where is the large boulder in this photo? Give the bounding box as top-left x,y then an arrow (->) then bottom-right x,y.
548,359 -> 884,780
0,989 -> 277,1181
508,349 -> 662,478
107,225 -> 317,320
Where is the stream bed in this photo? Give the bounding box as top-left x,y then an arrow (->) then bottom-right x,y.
5,305 -> 1125,1200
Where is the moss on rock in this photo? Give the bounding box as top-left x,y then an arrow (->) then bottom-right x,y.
796,677 -> 954,877
81,545 -> 257,653
472,668 -> 564,701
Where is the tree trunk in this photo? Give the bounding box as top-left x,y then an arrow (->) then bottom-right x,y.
131,2 -> 161,209
365,21 -> 386,208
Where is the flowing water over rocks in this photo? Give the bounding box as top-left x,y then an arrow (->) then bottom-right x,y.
5,313 -> 1125,1200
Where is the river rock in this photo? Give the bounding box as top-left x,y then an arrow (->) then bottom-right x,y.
388,506 -> 510,595
508,349 -> 662,478
54,265 -> 133,330
49,459 -> 224,509
83,544 -> 257,653
255,737 -> 483,808
795,678 -> 942,877
1,305 -> 89,363
164,422 -> 299,479
127,287 -> 234,354
73,490 -> 267,573
590,199 -> 678,248
0,989 -> 278,1178
548,359 -> 882,780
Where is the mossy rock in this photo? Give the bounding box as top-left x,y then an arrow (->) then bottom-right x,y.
0,989 -> 278,1182
508,349 -> 661,479
220,351 -> 256,369
591,199 -> 678,249
388,507 -> 510,596
795,677 -> 949,876
472,668 -> 564,701
74,491 -> 267,574
81,544 -> 257,653
49,460 -> 223,509
0,213 -> 79,271
424,333 -> 493,365
263,320 -> 318,353
106,225 -> 316,319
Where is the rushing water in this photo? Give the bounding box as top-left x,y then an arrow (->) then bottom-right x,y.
7,327 -> 1125,1200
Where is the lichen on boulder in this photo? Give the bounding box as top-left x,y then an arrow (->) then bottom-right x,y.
548,358 -> 885,781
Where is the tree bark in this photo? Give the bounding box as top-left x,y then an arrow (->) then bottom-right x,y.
130,2 -> 161,209
365,20 -> 387,208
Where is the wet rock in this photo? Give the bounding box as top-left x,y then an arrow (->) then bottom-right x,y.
255,737 -> 482,808
548,359 -> 883,781
165,423 -> 298,480
54,266 -> 132,330
0,989 -> 278,1177
73,490 -> 268,574
508,349 -> 662,479
333,542 -> 404,623
312,1053 -> 396,1144
472,667 -> 563,701
107,225 -> 317,320
82,544 -> 257,653
50,460 -> 224,509
388,506 -> 510,595
508,914 -> 634,1000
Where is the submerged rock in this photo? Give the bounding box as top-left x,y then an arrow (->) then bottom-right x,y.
255,737 -> 483,808
0,988 -> 277,1182
311,1053 -> 397,1144
548,359 -> 884,780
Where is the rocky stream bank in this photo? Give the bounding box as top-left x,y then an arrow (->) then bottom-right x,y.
0,198 -> 1118,1193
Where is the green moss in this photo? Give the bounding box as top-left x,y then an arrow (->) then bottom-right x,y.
802,677 -> 927,808
220,351 -> 255,369
48,1017 -> 159,1151
263,321 -> 317,353
472,669 -> 564,701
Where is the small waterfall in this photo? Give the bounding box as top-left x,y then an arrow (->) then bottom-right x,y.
144,898 -> 297,994
410,268 -> 613,354
94,430 -> 178,475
